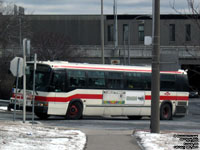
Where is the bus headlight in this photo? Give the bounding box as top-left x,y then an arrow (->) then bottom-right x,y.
36,102 -> 48,107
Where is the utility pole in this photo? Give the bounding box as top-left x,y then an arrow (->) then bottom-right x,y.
151,0 -> 160,133
23,38 -> 27,123
101,0 -> 105,64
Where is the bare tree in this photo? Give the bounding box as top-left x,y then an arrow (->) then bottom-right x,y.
0,1 -> 31,99
32,32 -> 78,61
170,0 -> 200,93
170,0 -> 200,58
0,1 -> 31,54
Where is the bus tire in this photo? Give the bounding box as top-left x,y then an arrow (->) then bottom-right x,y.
66,101 -> 83,120
35,113 -> 49,120
160,103 -> 172,120
128,116 -> 142,120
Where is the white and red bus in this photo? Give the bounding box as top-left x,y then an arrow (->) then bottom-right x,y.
9,61 -> 189,120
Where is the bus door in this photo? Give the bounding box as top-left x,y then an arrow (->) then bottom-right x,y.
48,70 -> 68,115
123,91 -> 145,116
103,90 -> 125,115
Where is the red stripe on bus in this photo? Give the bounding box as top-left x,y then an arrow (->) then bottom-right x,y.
145,95 -> 189,101
13,93 -> 188,102
53,65 -> 183,74
35,94 -> 103,102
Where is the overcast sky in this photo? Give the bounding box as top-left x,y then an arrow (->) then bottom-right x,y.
4,0 -> 190,15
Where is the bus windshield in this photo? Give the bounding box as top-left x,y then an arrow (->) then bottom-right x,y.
18,64 -> 52,92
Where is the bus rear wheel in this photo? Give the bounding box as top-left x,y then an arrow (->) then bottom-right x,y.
160,103 -> 172,120
66,102 -> 83,120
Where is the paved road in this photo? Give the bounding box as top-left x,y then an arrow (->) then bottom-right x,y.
0,98 -> 200,132
1,98 -> 200,150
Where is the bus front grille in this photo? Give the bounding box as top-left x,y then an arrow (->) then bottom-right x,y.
175,106 -> 187,114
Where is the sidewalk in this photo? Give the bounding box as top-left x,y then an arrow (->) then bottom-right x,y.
83,129 -> 142,150
84,128 -> 200,150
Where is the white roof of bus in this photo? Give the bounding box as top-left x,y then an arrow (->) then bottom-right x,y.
32,61 -> 186,74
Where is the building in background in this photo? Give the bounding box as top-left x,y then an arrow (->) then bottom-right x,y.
1,14 -> 200,91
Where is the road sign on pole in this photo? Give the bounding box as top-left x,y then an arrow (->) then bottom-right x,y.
10,57 -> 24,77
10,57 -> 23,121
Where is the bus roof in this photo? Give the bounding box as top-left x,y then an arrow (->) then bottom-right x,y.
29,61 -> 186,75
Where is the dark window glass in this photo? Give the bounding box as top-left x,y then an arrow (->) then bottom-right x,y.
138,24 -> 144,41
88,71 -> 106,88
68,70 -> 86,87
24,64 -> 51,92
143,73 -> 151,90
160,74 -> 176,91
107,72 -> 123,89
126,72 -> 151,90
123,24 -> 129,42
127,72 -> 142,89
185,24 -> 191,41
108,24 -> 114,41
169,24 -> 175,41
51,70 -> 65,92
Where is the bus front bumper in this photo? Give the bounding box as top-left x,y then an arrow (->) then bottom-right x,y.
8,103 -> 48,114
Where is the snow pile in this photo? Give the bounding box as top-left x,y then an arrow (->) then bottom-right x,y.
135,131 -> 200,150
0,106 -> 7,111
0,122 -> 86,150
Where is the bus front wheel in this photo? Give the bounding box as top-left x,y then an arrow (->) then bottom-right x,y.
160,103 -> 172,120
35,113 -> 49,120
66,102 -> 83,120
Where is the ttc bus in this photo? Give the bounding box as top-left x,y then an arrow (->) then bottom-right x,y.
9,61 -> 189,120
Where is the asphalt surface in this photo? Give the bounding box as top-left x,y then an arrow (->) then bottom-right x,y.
1,98 -> 200,150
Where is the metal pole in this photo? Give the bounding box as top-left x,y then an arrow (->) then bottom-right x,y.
123,34 -> 126,65
13,58 -> 20,121
19,17 -> 22,51
114,0 -> 118,49
23,39 -> 27,123
128,24 -> 130,65
32,54 -> 37,124
101,0 -> 105,64
151,0 -> 160,133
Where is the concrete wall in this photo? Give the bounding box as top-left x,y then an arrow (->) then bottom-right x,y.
26,14 -> 200,46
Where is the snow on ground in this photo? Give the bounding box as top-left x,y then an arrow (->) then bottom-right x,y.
0,106 -> 7,111
0,121 -> 86,150
135,131 -> 200,150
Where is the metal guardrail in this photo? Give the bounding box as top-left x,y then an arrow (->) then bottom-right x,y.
0,99 -> 10,106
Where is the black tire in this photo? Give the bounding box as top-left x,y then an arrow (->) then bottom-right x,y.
35,113 -> 49,120
160,103 -> 172,120
66,102 -> 83,120
7,104 -> 12,111
128,116 -> 142,120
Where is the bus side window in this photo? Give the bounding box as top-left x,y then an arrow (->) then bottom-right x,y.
107,72 -> 123,89
126,72 -> 144,90
51,70 -> 66,92
143,73 -> 151,90
88,71 -> 106,88
68,70 -> 86,88
160,74 -> 176,91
